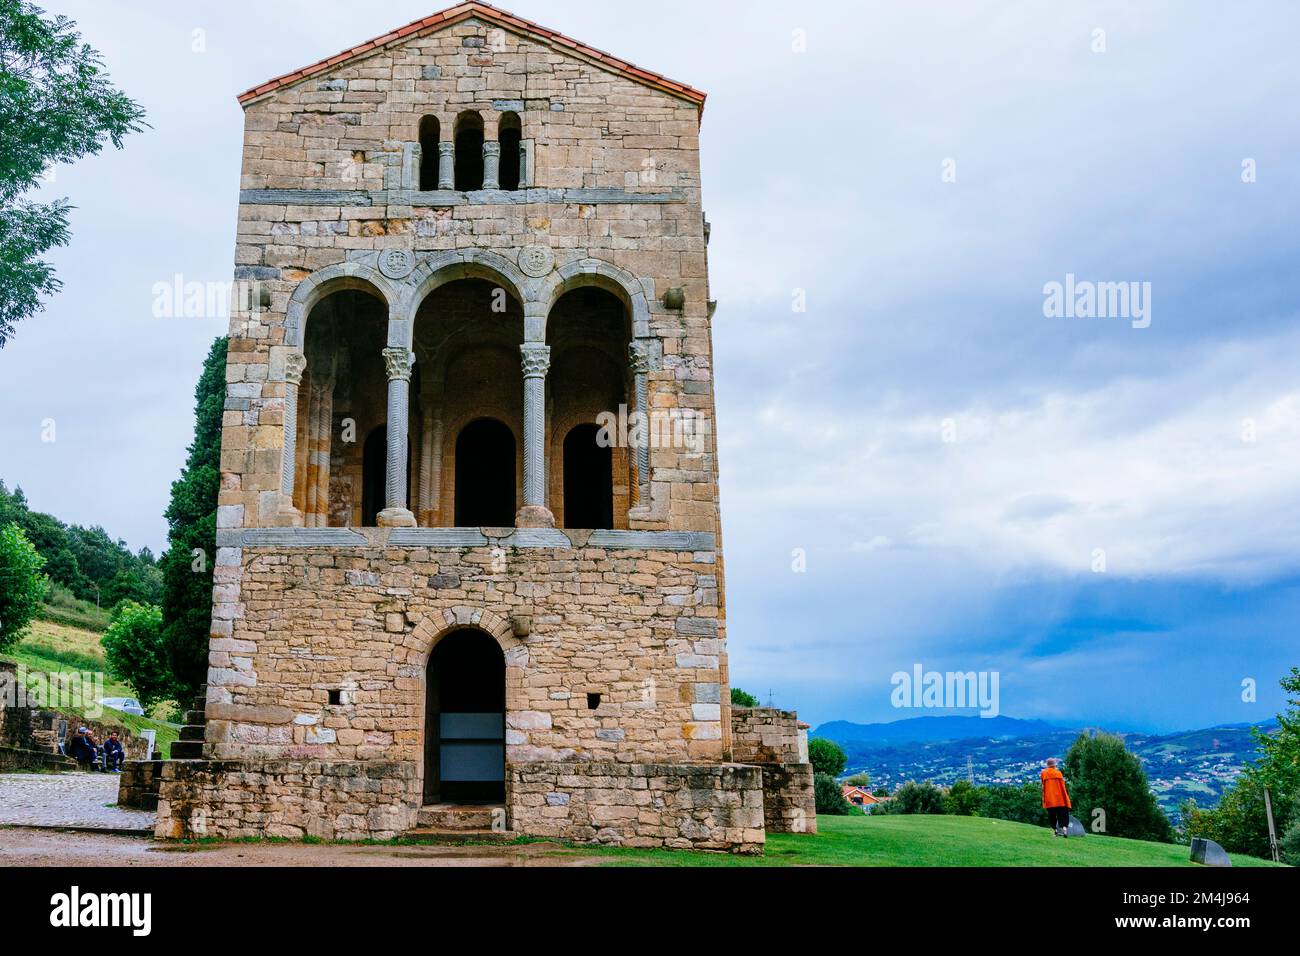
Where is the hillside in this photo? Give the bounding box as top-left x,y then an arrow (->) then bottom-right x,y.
814,715 -> 1272,813
2,619 -> 180,757
589,815 -> 1284,867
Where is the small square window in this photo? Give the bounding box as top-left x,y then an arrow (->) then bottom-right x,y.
586,693 -> 601,710
327,690 -> 343,706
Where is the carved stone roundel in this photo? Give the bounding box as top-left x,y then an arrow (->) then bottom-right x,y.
518,244 -> 555,278
378,248 -> 415,280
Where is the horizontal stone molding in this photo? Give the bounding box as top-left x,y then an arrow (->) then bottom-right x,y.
217,527 -> 715,552
241,186 -> 685,207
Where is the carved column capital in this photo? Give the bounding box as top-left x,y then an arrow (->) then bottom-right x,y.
628,341 -> 652,375
283,352 -> 307,386
483,141 -> 501,157
519,344 -> 551,379
437,142 -> 455,158
383,347 -> 415,382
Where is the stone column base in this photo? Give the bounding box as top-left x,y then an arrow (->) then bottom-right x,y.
274,498 -> 304,527
514,505 -> 555,528
376,507 -> 418,528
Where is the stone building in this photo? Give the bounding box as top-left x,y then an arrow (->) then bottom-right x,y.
153,1 -> 814,852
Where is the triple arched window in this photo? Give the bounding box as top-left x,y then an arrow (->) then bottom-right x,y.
417,110 -> 524,192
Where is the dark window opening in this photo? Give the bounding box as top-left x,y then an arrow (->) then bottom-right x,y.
587,692 -> 601,710
327,690 -> 343,706
418,115 -> 440,190
563,423 -> 613,529
362,426 -> 386,527
454,111 -> 484,191
455,418 -> 516,527
499,112 -> 521,190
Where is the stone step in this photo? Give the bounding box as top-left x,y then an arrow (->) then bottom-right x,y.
170,740 -> 204,759
184,710 -> 207,726
179,724 -> 206,742
402,828 -> 519,844
415,803 -> 505,830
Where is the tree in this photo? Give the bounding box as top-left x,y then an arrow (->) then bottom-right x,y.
813,773 -> 855,815
979,781 -> 1048,826
843,771 -> 872,788
1064,732 -> 1173,842
0,521 -> 47,650
0,0 -> 146,345
158,337 -> 226,699
944,778 -> 981,816
730,686 -> 759,708
808,737 -> 847,778
101,602 -> 170,711
876,780 -> 946,815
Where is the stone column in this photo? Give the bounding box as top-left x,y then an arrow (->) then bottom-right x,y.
276,352 -> 307,526
518,142 -> 529,188
516,343 -> 554,528
437,142 -> 455,190
629,341 -> 651,506
482,141 -> 501,190
377,347 -> 417,527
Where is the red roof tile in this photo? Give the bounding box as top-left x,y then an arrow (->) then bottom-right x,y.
236,1 -> 706,114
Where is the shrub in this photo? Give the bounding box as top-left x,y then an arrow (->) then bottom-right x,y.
730,687 -> 759,708
944,778 -> 981,815
878,781 -> 946,815
814,773 -> 855,815
0,522 -> 48,651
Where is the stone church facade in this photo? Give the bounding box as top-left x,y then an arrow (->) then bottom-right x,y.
153,2 -> 814,852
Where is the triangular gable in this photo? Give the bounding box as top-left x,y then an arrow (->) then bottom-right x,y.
237,1 -> 706,115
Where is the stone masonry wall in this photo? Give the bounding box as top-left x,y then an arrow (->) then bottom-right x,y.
730,707 -> 809,765
154,759 -> 419,840
508,761 -> 763,853
207,538 -> 724,765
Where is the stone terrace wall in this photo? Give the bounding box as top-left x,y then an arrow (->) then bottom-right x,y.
730,707 -> 808,765
756,762 -> 816,835
207,537 -> 725,764
155,759 -> 419,841
508,761 -> 763,853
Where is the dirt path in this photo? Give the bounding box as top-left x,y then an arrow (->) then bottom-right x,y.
0,826 -> 598,866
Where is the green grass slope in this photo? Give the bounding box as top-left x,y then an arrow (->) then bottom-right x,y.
2,620 -> 180,758
587,815 -> 1285,867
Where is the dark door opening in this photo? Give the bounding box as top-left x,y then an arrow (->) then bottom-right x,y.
424,629 -> 505,804
454,418 -> 516,527
563,423 -> 613,529
362,426 -> 386,526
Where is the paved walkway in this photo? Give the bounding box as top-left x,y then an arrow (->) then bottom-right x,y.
0,771 -> 156,832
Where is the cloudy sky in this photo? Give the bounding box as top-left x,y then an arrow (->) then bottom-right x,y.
2,1 -> 1297,732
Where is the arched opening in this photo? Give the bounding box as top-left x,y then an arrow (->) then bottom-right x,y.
498,111 -> 521,191
424,629 -> 505,804
453,111 -> 484,190
455,418 -> 516,527
418,115 -> 440,190
546,285 -> 632,528
296,286 -> 387,526
563,423 -> 613,529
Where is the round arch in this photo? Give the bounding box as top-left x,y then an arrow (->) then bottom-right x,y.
403,606 -> 523,672
538,257 -> 651,340
283,263 -> 401,351
399,249 -> 534,348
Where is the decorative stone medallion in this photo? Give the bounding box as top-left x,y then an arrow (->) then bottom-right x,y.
378,248 -> 416,280
518,244 -> 555,278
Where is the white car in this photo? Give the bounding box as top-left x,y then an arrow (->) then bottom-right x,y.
99,697 -> 145,716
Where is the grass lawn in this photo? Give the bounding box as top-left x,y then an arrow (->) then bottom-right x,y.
2,619 -> 181,758
571,814 -> 1285,867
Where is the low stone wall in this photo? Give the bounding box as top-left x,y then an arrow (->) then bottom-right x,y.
0,744 -> 76,773
758,762 -> 817,834
730,707 -> 809,764
508,762 -> 764,853
117,759 -> 164,810
154,759 -> 419,841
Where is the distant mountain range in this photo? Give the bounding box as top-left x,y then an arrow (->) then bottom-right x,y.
813,715 -> 1277,814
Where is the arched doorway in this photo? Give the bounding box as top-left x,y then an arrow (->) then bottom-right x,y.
424,629 -> 505,804
563,423 -> 613,529
454,418 -> 515,526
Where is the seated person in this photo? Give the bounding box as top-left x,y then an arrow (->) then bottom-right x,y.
103,731 -> 125,771
66,727 -> 97,769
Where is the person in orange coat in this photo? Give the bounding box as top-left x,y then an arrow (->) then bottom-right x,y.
1041,758 -> 1072,837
